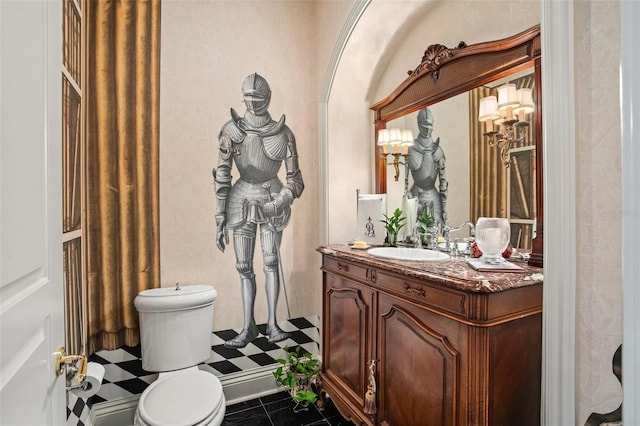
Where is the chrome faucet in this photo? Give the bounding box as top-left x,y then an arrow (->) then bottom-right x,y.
443,221 -> 475,255
412,222 -> 438,250
412,222 -> 427,249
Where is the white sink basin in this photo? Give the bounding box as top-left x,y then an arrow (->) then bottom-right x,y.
367,247 -> 450,262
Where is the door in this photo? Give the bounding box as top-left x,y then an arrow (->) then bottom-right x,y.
0,1 -> 65,425
322,264 -> 376,424
377,294 -> 461,426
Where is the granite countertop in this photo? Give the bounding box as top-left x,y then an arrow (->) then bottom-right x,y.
317,244 -> 543,294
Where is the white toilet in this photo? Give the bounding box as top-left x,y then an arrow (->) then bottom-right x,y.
133,284 -> 226,426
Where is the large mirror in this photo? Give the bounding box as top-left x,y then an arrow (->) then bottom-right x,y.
371,25 -> 543,267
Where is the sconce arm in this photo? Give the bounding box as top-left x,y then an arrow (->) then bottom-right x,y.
382,152 -> 410,182
484,118 -> 531,167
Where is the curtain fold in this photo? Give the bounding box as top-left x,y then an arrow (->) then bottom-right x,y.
85,0 -> 161,354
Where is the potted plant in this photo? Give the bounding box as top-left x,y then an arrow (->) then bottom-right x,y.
273,346 -> 321,412
381,208 -> 406,247
416,210 -> 437,247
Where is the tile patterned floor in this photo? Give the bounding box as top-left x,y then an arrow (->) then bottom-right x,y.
66,316 -> 323,426
223,391 -> 351,426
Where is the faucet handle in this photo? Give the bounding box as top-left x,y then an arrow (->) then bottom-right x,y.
452,238 -> 461,257
441,226 -> 453,251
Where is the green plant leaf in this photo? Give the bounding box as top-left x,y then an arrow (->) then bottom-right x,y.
381,208 -> 407,234
294,390 -> 318,403
273,345 -> 321,397
418,211 -> 435,228
286,376 -> 296,389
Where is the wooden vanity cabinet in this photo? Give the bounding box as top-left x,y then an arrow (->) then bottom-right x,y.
321,255 -> 377,425
320,254 -> 542,426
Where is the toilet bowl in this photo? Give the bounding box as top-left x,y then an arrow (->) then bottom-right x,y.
134,367 -> 225,426
134,285 -> 225,426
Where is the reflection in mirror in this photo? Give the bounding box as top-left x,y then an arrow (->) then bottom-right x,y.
371,25 -> 542,265
384,68 -> 535,251
471,69 -> 536,250
478,81 -> 535,167
383,93 -> 469,240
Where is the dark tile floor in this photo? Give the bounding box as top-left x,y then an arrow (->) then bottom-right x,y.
222,391 -> 352,426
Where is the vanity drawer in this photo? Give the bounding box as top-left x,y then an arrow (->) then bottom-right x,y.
323,257 -> 370,283
373,269 -> 468,317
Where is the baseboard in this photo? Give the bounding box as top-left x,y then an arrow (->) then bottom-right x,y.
218,364 -> 282,405
88,365 -> 282,426
88,395 -> 139,426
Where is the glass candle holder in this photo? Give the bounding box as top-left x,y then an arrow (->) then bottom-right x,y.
475,217 -> 510,264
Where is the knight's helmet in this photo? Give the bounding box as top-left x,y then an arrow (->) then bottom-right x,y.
417,107 -> 434,136
242,73 -> 271,114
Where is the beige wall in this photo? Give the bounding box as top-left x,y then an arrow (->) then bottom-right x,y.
574,1 -> 623,423
159,0 -> 350,331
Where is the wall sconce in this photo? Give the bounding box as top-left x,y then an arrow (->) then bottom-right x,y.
378,128 -> 414,181
478,84 -> 534,167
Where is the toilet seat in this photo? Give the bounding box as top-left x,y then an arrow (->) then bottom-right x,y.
136,369 -> 225,426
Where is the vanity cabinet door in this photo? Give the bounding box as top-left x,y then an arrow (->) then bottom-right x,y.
322,268 -> 376,425
376,293 -> 462,426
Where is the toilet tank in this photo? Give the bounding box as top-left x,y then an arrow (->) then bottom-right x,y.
134,284 -> 217,372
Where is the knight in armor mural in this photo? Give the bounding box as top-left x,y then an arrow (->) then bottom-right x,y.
408,107 -> 448,227
213,73 -> 304,348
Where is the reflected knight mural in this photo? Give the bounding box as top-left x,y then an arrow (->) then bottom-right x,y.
408,107 -> 448,226
213,73 -> 304,348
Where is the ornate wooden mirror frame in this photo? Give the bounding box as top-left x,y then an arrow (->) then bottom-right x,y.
371,25 -> 542,267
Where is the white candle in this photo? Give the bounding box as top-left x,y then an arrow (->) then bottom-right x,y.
478,227 -> 505,255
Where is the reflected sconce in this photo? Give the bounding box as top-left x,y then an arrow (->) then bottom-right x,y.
378,128 -> 414,181
478,84 -> 534,167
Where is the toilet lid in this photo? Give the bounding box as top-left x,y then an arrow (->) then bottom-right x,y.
138,370 -> 223,426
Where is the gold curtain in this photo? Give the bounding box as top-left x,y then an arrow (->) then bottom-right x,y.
62,0 -> 83,356
85,0 -> 161,354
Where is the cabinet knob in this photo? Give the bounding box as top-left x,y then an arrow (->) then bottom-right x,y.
337,262 -> 349,272
404,282 -> 425,297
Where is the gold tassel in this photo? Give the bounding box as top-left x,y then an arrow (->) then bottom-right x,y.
364,385 -> 376,415
363,359 -> 377,415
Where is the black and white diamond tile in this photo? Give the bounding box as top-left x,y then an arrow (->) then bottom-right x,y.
66,315 -> 320,426
204,316 -> 319,376
66,392 -> 89,426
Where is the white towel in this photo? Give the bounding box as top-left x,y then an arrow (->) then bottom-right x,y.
401,195 -> 418,242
